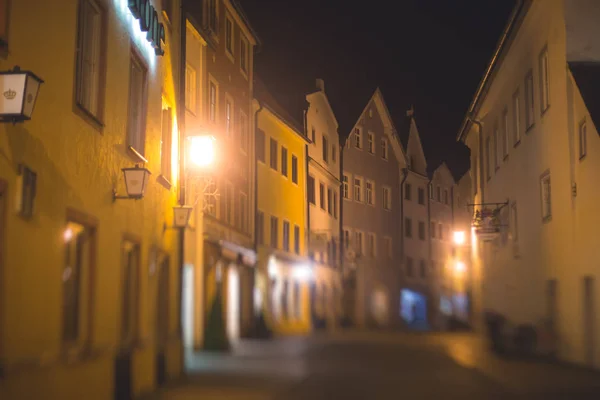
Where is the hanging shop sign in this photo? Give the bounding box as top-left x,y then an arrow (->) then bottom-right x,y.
128,0 -> 166,56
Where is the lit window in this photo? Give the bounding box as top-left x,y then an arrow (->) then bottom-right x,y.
127,52 -> 148,156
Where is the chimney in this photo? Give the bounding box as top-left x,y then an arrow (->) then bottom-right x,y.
316,78 -> 325,92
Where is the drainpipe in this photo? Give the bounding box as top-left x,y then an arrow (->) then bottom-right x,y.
468,116 -> 485,204
253,101 -> 263,253
426,177 -> 433,268
399,168 -> 409,281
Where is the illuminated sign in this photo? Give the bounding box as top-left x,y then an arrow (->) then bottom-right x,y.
128,0 -> 165,56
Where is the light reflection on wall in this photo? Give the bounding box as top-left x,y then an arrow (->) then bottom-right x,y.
114,0 -> 157,71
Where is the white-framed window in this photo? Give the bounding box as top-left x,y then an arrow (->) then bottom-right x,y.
384,236 -> 392,259
354,177 -> 363,202
282,220 -> 290,252
381,138 -> 388,160
367,233 -> 376,257
382,186 -> 391,210
366,180 -> 374,205
354,231 -> 363,255
579,118 -> 587,160
127,51 -> 148,156
209,78 -> 218,123
240,34 -> 249,76
342,173 -> 350,199
225,14 -> 234,59
239,110 -> 248,153
354,127 -> 363,149
539,47 -> 550,113
540,171 -> 552,221
76,0 -> 104,121
513,89 -> 521,144
502,107 -> 509,159
322,135 -> 329,163
511,202 -> 518,243
185,63 -> 197,113
225,95 -> 233,136
367,131 -> 375,154
525,69 -> 535,129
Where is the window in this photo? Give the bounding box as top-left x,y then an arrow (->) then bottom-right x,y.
579,119 -> 587,159
75,0 -> 105,120
384,237 -> 392,259
332,144 -> 337,163
404,218 -> 412,238
206,0 -> 218,34
256,129 -> 265,162
224,182 -> 234,224
382,186 -> 391,210
367,132 -> 375,154
185,64 -> 197,113
327,187 -> 333,215
486,137 -> 491,180
322,135 -> 329,162
209,80 -> 217,122
525,70 -> 535,129
311,126 -> 316,143
160,107 -> 173,182
354,178 -> 363,202
354,231 -> 363,254
404,183 -> 412,200
418,187 -> 425,205
406,257 -> 414,277
281,147 -> 288,177
444,189 -> 449,205
127,52 -> 147,156
430,222 -> 435,238
320,182 -> 325,209
120,238 -> 140,345
225,15 -> 233,57
539,47 -> 550,112
513,89 -> 521,144
436,186 -> 441,202
62,219 -> 96,344
429,183 -> 434,199
294,225 -> 300,254
283,221 -> 290,252
333,192 -> 338,219
269,138 -> 278,170
291,155 -> 298,183
204,179 -> 217,217
293,282 -> 301,319
240,34 -> 249,75
541,172 -> 552,221
439,223 -> 444,240
270,216 -> 278,248
343,174 -> 350,199
502,108 -> 509,158
366,181 -> 374,205
307,176 -> 316,204
239,192 -> 248,233
419,260 -> 426,278
418,221 -> 425,241
381,138 -> 389,160
367,233 -> 376,257
511,203 -> 518,243
257,211 -> 264,245
225,98 -> 232,136
493,122 -> 499,170
354,127 -> 362,149
343,229 -> 351,248
239,111 -> 248,152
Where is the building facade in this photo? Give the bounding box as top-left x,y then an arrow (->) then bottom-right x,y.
458,0 -> 600,367
342,89 -> 405,328
0,0 -> 183,398
254,82 -> 311,335
182,0 -> 259,350
305,79 -> 343,330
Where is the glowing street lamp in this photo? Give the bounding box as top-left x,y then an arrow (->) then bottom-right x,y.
187,135 -> 216,168
455,260 -> 466,273
453,230 -> 466,246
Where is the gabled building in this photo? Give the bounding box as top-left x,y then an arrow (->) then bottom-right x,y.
342,89 -> 405,329
457,0 -> 600,367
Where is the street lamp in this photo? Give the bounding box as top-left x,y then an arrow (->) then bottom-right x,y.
113,164 -> 152,201
455,260 -> 466,273
453,230 -> 466,246
173,205 -> 193,228
0,66 -> 44,123
187,135 -> 216,169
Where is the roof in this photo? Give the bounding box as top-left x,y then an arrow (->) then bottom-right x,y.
254,77 -> 307,138
230,0 -> 262,47
456,0 -> 532,142
569,62 -> 600,133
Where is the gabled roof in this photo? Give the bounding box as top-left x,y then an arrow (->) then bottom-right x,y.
254,77 -> 306,138
569,62 -> 600,134
306,86 -> 339,130
405,114 -> 428,175
431,162 -> 456,184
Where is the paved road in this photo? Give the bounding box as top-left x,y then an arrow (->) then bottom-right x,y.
150,331 -> 600,399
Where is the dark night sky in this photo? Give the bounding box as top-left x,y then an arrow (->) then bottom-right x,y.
240,0 -> 516,178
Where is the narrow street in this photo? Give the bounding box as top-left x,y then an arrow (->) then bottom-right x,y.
147,332 -> 600,400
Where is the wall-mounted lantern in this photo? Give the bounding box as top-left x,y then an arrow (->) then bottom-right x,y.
0,66 -> 44,123
113,164 -> 151,201
173,205 -> 193,228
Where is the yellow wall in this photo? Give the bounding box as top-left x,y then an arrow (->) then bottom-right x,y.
0,0 -> 182,398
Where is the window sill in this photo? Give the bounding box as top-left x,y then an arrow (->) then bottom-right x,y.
240,67 -> 249,81
503,154 -> 509,162
579,154 -> 586,162
542,215 -> 552,224
74,103 -> 105,132
526,123 -> 535,134
157,174 -> 172,190
541,104 -> 550,117
225,50 -> 235,64
513,139 -> 521,149
127,146 -> 148,164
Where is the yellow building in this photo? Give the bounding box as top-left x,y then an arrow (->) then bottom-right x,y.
253,81 -> 312,335
0,1 -> 183,398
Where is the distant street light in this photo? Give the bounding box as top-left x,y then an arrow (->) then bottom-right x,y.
453,230 -> 466,246
455,260 -> 466,273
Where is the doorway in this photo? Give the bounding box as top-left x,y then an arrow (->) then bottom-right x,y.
155,255 -> 169,387
583,276 -> 595,367
226,265 -> 240,341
